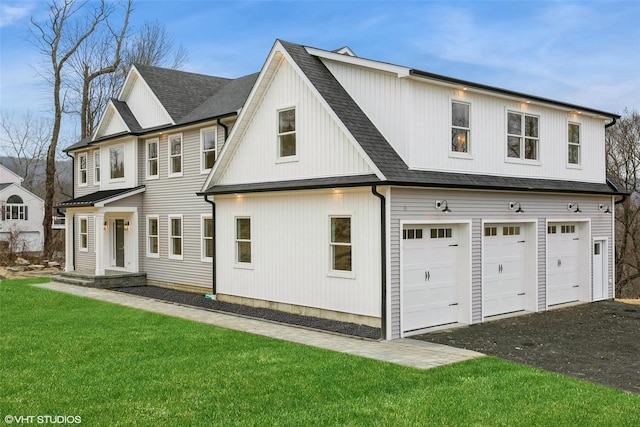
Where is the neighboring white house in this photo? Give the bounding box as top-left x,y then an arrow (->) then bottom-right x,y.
200,40 -> 627,340
0,164 -> 44,252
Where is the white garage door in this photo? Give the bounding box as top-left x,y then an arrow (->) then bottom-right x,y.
483,224 -> 528,317
403,225 -> 460,332
547,223 -> 580,305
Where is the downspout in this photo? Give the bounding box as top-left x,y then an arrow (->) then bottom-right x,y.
217,118 -> 229,140
204,195 -> 216,296
65,151 -> 75,270
605,117 -> 626,205
371,185 -> 387,340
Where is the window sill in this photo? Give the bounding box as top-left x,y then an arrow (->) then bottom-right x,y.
200,169 -> 212,175
168,254 -> 184,261
168,173 -> 183,178
234,262 -> 253,270
146,253 -> 160,258
79,248 -> 89,253
505,157 -> 541,167
449,151 -> 473,160
327,270 -> 355,280
566,163 -> 582,170
201,257 -> 213,263
146,175 -> 159,181
78,183 -> 88,187
275,156 -> 298,164
109,178 -> 126,183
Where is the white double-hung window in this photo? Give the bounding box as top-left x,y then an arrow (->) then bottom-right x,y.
568,123 -> 581,166
147,138 -> 159,179
451,101 -> 470,154
330,216 -> 352,273
168,134 -> 182,177
507,111 -> 539,161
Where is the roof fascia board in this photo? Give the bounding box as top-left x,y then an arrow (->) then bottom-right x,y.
408,69 -> 619,120
306,46 -> 411,78
94,186 -> 146,207
0,164 -> 24,183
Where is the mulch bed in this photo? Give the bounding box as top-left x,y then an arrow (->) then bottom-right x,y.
116,286 -> 382,340
412,300 -> 640,394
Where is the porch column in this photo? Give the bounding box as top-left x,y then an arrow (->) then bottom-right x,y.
64,212 -> 74,272
95,214 -> 105,276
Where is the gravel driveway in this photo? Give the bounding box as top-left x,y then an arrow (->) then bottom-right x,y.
412,300 -> 640,394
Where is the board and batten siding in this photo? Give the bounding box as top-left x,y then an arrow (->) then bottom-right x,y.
124,72 -> 172,129
215,188 -> 382,318
218,57 -> 373,186
137,126 -> 221,290
389,187 -> 614,339
323,59 -> 606,184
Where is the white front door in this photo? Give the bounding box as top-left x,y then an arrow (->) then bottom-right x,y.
593,240 -> 607,300
483,224 -> 527,317
403,225 -> 460,332
547,223 -> 580,305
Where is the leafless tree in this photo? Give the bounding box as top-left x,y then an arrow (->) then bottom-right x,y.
606,109 -> 640,298
0,110 -> 51,194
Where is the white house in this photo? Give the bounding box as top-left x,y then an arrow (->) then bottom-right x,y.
200,40 -> 627,340
0,164 -> 44,252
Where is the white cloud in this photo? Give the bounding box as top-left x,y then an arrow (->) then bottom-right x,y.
0,3 -> 34,28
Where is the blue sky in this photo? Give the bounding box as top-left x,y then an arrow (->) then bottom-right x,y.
1,0 -> 639,141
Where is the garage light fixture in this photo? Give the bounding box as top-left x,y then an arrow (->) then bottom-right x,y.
103,221 -> 108,231
598,203 -> 612,214
508,201 -> 524,213
435,200 -> 451,213
568,203 -> 581,213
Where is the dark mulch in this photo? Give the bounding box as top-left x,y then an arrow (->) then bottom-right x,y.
116,286 -> 382,340
412,300 -> 640,394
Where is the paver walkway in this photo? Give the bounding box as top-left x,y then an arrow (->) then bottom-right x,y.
37,281 -> 483,370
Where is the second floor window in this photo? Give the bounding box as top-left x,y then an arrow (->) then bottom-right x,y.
94,152 -> 100,183
78,153 -> 87,185
201,127 -> 217,172
278,108 -> 296,158
110,145 -> 125,179
507,111 -> 539,161
147,139 -> 159,179
568,123 -> 581,165
169,134 -> 182,177
451,101 -> 470,154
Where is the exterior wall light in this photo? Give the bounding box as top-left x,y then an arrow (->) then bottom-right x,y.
435,200 -> 451,213
103,221 -> 108,230
598,203 -> 612,214
508,202 -> 524,213
568,203 -> 581,213
124,221 -> 131,231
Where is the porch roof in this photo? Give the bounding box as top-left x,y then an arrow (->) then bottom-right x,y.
56,186 -> 145,208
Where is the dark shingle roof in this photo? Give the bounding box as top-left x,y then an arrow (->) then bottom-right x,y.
56,186 -> 145,208
134,64 -> 231,123
112,99 -> 142,132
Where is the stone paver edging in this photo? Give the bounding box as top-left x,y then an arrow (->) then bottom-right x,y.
37,282 -> 483,370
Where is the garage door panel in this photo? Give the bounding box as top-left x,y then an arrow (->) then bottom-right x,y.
547,223 -> 581,306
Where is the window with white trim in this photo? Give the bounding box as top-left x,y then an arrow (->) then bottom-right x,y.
568,123 -> 580,165
78,153 -> 87,185
201,127 -> 217,172
147,138 -> 159,179
79,217 -> 88,251
168,215 -> 183,259
147,216 -> 159,257
235,217 -> 251,264
94,151 -> 101,183
3,195 -> 27,220
330,217 -> 351,272
202,215 -> 213,261
168,134 -> 182,177
109,144 -> 125,179
507,111 -> 539,160
277,108 -> 296,158
451,101 -> 470,154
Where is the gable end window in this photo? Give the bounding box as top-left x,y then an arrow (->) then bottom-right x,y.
507,111 -> 539,161
201,127 -> 217,172
109,145 -> 125,180
568,123 -> 580,165
451,101 -> 470,154
278,108 -> 296,158
3,195 -> 27,220
330,217 -> 352,272
147,139 -> 159,179
78,153 -> 87,185
168,134 -> 183,177
94,152 -> 101,184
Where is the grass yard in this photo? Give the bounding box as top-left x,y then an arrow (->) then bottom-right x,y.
1,278 -> 639,426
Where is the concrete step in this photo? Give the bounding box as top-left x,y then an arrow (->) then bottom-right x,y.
50,275 -> 95,287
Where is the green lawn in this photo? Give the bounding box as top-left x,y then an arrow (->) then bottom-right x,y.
1,278 -> 638,426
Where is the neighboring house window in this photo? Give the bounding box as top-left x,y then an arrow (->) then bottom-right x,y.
109,144 -> 125,179
147,138 -> 159,179
568,123 -> 581,165
330,216 -> 351,272
79,217 -> 88,251
202,215 -> 213,261
235,217 -> 251,264
168,134 -> 183,177
201,127 -> 217,172
147,216 -> 159,257
78,153 -> 87,185
94,151 -> 101,183
451,101 -> 470,153
507,111 -> 539,160
168,215 -> 183,259
3,195 -> 27,220
278,108 -> 296,158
